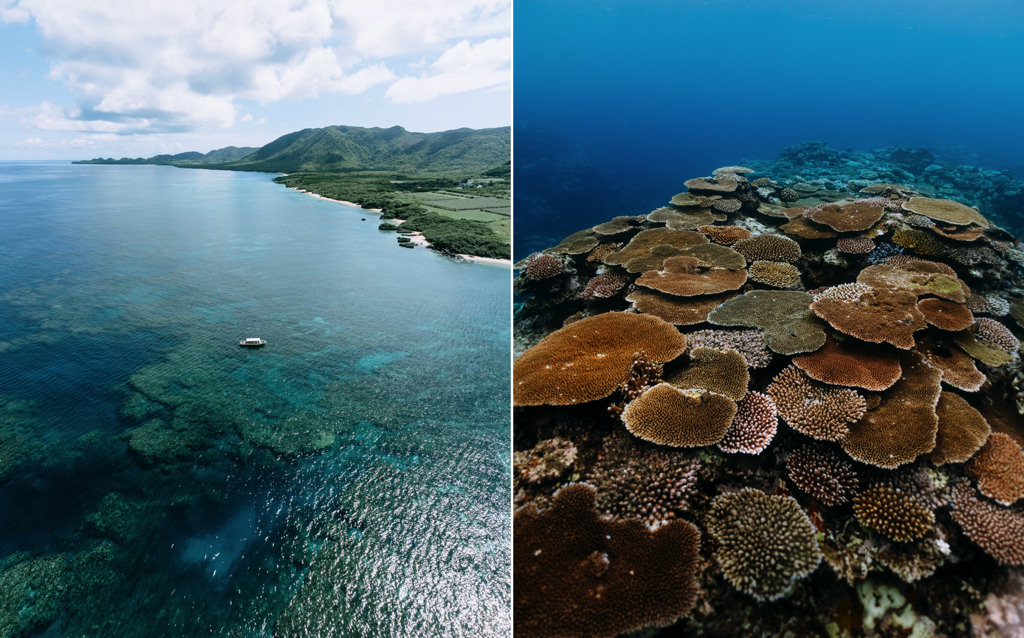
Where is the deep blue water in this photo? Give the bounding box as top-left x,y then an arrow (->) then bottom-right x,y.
0,162 -> 510,636
514,0 -> 1024,258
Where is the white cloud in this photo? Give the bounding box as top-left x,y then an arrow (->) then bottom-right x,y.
0,0 -> 28,21
2,0 -> 509,135
385,37 -> 509,103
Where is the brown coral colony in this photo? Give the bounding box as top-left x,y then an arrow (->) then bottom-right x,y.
514,161 -> 1024,635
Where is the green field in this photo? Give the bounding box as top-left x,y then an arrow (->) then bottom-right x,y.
409,192 -> 510,241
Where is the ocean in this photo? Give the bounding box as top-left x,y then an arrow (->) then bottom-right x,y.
0,162 -> 510,636
513,0 -> 1024,259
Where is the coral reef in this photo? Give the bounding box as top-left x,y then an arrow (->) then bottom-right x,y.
706,489 -> 821,601
514,483 -> 700,638
514,155 -> 1024,635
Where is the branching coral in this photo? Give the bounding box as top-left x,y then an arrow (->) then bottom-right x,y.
951,482 -> 1024,566
582,271 -> 629,299
608,350 -> 664,420
974,317 -> 1020,353
684,328 -> 773,368
852,484 -> 935,542
586,433 -> 702,525
718,391 -> 777,454
706,489 -> 821,601
786,445 -> 858,506
521,253 -> 563,280
733,234 -> 802,262
767,365 -> 867,441
748,260 -> 801,289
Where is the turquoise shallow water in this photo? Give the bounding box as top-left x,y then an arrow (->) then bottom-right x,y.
0,162 -> 510,636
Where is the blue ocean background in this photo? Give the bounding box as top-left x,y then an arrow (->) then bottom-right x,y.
514,0 -> 1024,259
0,162 -> 509,636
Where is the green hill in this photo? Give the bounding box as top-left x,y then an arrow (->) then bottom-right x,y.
76,145 -> 258,166
75,125 -> 509,174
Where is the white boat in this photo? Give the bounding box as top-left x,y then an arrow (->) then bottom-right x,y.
239,337 -> 266,347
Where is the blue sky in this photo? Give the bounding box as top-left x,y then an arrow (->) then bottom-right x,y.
0,0 -> 510,159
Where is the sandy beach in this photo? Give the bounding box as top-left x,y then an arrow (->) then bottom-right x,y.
293,187 -> 510,266
293,188 -> 383,213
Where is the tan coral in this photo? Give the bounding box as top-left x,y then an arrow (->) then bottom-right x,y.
648,206 -> 716,230
622,383 -> 736,447
951,482 -> 1024,566
807,199 -> 886,232
626,290 -> 738,326
918,298 -> 974,332
684,176 -> 738,193
929,224 -> 985,242
733,234 -> 802,262
514,483 -> 701,638
680,243 -> 747,269
857,263 -> 970,304
811,285 -> 926,350
967,433 -> 1024,506
698,225 -> 752,245
669,192 -> 718,207
548,229 -> 599,254
718,391 -> 777,454
636,256 -> 747,297
514,312 -> 687,407
748,261 -> 801,289
665,347 -> 749,401
930,392 -> 991,465
853,484 -> 934,542
841,352 -> 941,469
767,365 -> 867,441
954,331 -> 1016,367
603,228 -> 708,267
593,216 -> 640,236
792,334 -> 902,391
903,196 -> 990,227
917,336 -> 987,392
781,217 -> 837,240
708,290 -> 826,355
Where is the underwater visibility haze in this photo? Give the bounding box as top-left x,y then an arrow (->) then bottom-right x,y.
0,162 -> 510,636
514,1 -> 1024,636
514,0 -> 1024,259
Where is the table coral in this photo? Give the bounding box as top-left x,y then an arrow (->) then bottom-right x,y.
514,483 -> 700,638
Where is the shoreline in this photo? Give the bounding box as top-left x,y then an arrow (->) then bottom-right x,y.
291,186 -> 511,267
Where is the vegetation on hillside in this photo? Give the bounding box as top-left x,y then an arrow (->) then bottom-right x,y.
76,125 -> 510,175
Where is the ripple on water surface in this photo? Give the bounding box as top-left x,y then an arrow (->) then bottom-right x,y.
0,163 -> 510,637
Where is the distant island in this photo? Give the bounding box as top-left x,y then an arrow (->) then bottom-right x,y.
76,125 -> 511,260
